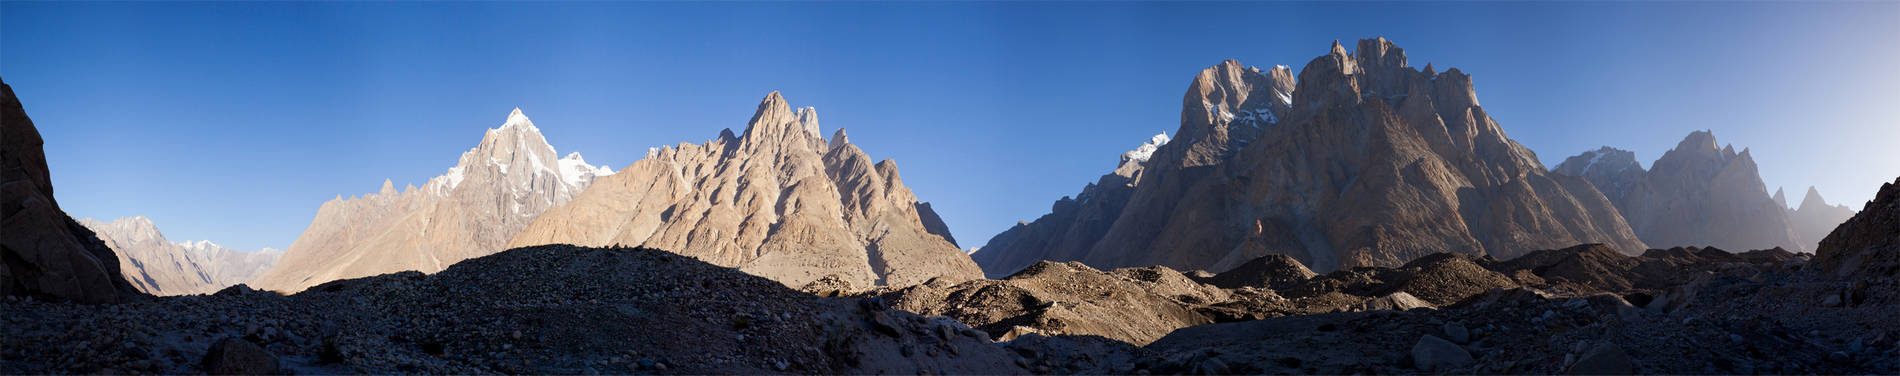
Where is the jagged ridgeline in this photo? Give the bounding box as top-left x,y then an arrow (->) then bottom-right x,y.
975,38 -> 1646,277
511,91 -> 981,289
250,108 -> 614,293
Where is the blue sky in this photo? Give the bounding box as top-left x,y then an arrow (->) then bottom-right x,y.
4,1 -> 1896,252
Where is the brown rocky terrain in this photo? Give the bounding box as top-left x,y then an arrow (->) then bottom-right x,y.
1553,131 -> 1806,252
975,237 -> 1894,375
0,79 -> 140,304
78,216 -> 281,296
977,38 -> 1645,276
511,92 -> 981,288
249,108 -> 611,293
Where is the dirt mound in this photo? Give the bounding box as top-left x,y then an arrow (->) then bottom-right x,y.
1199,254 -> 1316,290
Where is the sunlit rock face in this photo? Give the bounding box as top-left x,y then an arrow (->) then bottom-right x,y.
511,92 -> 981,288
79,216 -> 281,295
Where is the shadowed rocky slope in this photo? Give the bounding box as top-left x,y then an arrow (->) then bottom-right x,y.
79,216 -> 280,295
0,79 -> 139,303
977,38 -> 1645,276
0,245 -> 1025,374
511,92 -> 980,288
1814,177 -> 1900,278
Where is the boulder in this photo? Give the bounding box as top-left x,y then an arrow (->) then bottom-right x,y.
1411,334 -> 1474,372
1566,342 -> 1634,375
1355,292 -> 1435,312
201,337 -> 281,375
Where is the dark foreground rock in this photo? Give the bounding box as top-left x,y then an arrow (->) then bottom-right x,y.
0,79 -> 141,304
0,245 -> 1023,374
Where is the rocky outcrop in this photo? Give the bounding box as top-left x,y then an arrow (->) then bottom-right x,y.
978,38 -> 1645,275
1791,186 -> 1857,252
78,216 -> 280,295
1813,177 -> 1900,278
1555,131 -> 1804,252
250,108 -> 610,293
878,261 -> 1219,345
511,92 -> 980,288
0,79 -> 139,303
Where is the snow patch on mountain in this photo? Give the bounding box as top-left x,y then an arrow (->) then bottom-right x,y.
1122,132 -> 1172,164
559,152 -> 614,189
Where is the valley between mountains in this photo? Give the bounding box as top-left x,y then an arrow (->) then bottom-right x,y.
3,38 -> 1896,374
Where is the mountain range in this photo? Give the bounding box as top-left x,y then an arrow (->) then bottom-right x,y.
511,92 -> 981,288
975,38 -> 1647,276
248,108 -> 612,292
1551,131 -> 1805,252
76,217 -> 280,296
1550,131 -> 1863,254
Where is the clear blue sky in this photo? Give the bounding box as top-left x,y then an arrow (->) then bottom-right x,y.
4,1 -> 1896,252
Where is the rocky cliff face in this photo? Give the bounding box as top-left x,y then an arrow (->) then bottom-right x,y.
976,38 -> 1645,275
250,108 -> 611,293
0,80 -> 140,303
77,216 -> 280,295
511,92 -> 981,288
1791,186 -> 1857,251
1813,177 -> 1900,278
1555,131 -> 1804,252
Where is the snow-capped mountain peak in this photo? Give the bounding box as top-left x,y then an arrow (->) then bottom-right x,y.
1121,132 -> 1172,164
558,152 -> 615,189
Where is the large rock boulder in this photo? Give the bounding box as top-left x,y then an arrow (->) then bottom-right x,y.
200,337 -> 282,375
0,79 -> 139,303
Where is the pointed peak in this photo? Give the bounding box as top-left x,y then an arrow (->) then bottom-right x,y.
500,107 -> 535,131
831,127 -> 850,146
380,178 -> 397,195
1804,186 -> 1828,206
563,152 -> 585,161
742,91 -> 797,138
1675,130 -> 1719,153
1331,40 -> 1348,56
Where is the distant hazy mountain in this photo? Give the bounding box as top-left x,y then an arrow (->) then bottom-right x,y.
0,79 -> 140,303
511,92 -> 981,288
1791,186 -> 1857,251
1553,131 -> 1804,252
250,108 -> 612,293
78,216 -> 280,295
974,38 -> 1645,276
